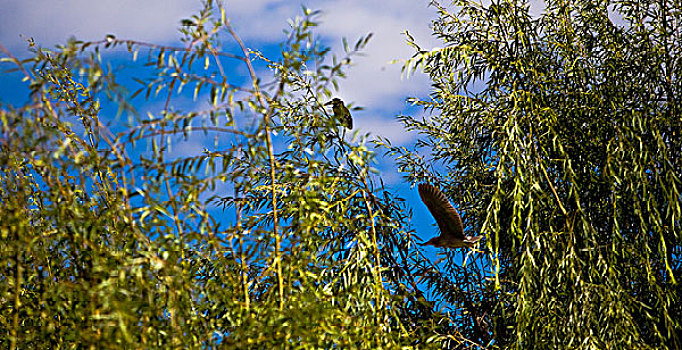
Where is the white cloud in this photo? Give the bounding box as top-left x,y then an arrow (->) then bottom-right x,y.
354,113 -> 417,145
226,0 -> 299,42
313,0 -> 439,109
223,0 -> 442,147
1,0 -> 441,148
280,1 -> 441,149
0,0 -> 202,50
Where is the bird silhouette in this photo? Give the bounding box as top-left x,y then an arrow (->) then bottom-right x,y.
325,98 -> 353,129
418,183 -> 483,249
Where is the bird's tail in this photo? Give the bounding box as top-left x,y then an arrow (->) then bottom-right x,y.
465,235 -> 484,243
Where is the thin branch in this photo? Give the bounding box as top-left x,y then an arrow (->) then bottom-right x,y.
224,13 -> 286,310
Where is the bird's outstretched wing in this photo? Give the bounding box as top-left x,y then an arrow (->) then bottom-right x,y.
418,183 -> 465,240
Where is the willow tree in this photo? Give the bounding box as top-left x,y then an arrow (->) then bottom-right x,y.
391,0 -> 681,347
0,2 -> 440,348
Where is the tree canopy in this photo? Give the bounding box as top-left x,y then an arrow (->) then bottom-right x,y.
1,0 -> 680,348
391,0 -> 682,347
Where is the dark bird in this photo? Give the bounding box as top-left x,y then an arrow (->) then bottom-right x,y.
325,98 -> 353,129
418,183 -> 483,249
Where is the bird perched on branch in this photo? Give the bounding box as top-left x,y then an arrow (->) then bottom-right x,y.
418,183 -> 483,249
325,98 -> 353,129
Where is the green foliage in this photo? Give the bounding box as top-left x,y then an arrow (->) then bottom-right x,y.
4,0 -> 680,348
390,0 -> 681,348
0,2 -> 441,348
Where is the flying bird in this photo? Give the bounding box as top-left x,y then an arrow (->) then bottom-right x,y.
325,98 -> 353,129
418,183 -> 483,249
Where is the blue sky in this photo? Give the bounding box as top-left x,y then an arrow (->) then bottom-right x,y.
1,0 -> 439,131
0,0 -> 484,254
